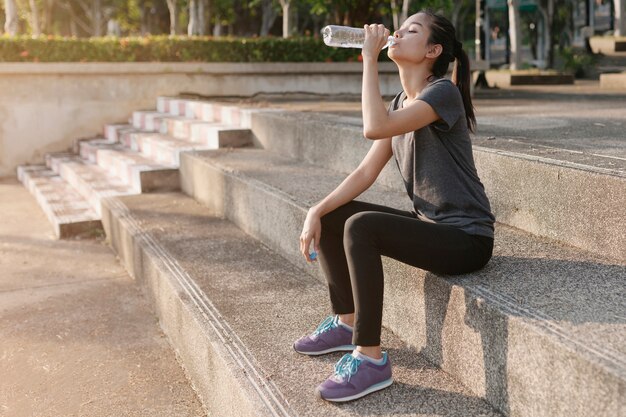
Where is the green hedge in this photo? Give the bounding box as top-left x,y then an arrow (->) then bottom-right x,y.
0,35 -> 391,63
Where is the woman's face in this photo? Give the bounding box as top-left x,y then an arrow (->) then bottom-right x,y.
388,13 -> 437,65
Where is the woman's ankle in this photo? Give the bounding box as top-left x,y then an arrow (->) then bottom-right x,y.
356,345 -> 382,360
338,313 -> 355,327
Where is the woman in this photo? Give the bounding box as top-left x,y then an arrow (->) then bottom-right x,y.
294,11 -> 495,402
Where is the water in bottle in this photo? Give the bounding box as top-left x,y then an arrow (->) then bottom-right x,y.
321,25 -> 395,49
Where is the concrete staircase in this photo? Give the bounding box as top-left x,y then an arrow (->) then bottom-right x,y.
17,98 -> 254,238
17,96 -> 625,416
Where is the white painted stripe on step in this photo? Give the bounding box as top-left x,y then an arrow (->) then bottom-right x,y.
105,197 -> 295,417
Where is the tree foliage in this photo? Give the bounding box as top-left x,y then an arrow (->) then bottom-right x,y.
0,0 -> 464,38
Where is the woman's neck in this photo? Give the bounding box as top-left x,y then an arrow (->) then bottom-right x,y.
398,63 -> 435,102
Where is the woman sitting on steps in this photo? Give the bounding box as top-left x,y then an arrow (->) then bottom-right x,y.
294,10 -> 496,402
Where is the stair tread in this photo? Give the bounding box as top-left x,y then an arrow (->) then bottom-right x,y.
47,153 -> 137,196
18,165 -> 99,223
187,148 -> 626,379
82,139 -> 177,169
107,191 -> 502,417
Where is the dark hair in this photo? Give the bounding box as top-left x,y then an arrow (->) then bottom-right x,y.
420,10 -> 476,132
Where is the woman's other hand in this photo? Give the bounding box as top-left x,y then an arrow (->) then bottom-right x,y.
300,208 -> 322,262
362,24 -> 390,60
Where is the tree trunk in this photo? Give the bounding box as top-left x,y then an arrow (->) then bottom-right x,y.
92,0 -> 103,36
188,0 -> 198,35
401,0 -> 411,25
279,0 -> 290,38
213,15 -> 222,37
260,0 -> 277,36
29,0 -> 41,36
452,1 -> 463,34
546,0 -> 554,68
198,0 -> 206,35
42,0 -> 54,34
4,0 -> 18,36
507,0 -> 522,70
166,0 -> 178,35
615,0 -> 625,36
391,0 -> 399,31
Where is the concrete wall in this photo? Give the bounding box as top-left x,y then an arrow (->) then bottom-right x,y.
0,62 -> 402,178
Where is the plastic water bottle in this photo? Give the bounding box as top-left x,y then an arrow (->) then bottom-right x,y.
322,25 -> 395,49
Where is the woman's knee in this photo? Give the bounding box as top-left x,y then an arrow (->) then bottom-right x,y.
344,211 -> 378,242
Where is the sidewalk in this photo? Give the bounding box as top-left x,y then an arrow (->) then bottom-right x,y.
0,178 -> 205,416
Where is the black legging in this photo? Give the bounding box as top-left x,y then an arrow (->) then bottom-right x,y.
318,200 -> 494,346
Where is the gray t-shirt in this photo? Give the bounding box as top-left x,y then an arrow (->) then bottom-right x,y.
390,77 -> 495,238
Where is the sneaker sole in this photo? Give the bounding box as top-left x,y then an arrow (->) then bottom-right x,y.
292,344 -> 356,356
316,377 -> 393,402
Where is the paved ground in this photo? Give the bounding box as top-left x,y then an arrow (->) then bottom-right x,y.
0,178 -> 205,417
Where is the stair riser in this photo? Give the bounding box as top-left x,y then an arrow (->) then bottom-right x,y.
101,198 -> 278,417
103,124 -> 132,143
46,155 -> 138,217
249,111 -> 626,262
132,112 -> 165,131
17,167 -> 102,238
474,150 -> 626,261
180,152 -> 624,417
161,118 -> 192,140
168,97 -> 265,129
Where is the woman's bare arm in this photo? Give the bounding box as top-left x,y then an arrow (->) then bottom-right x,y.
300,138 -> 393,262
310,138 -> 393,217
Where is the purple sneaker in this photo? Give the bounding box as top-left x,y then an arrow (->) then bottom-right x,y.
293,315 -> 356,356
315,352 -> 393,402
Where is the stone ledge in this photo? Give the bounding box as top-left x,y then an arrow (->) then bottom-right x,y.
600,72 -> 626,89
0,61 -> 399,75
485,70 -> 574,87
590,36 -> 626,55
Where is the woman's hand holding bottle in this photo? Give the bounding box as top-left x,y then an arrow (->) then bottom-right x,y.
300,208 -> 322,263
362,24 -> 391,59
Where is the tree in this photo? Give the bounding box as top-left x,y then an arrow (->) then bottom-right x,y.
390,0 -> 411,31
4,0 -> 19,35
259,0 -> 278,36
507,0 -> 522,70
57,0 -> 105,37
166,0 -> 177,34
188,0 -> 198,35
28,0 -> 41,35
278,0 -> 291,38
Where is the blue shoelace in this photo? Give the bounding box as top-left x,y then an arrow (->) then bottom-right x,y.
334,354 -> 362,382
313,315 -> 338,336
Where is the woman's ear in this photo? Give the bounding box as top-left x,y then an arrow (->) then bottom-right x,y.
426,44 -> 443,59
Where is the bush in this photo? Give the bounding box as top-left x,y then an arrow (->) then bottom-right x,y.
558,47 -> 596,78
0,35 -> 391,63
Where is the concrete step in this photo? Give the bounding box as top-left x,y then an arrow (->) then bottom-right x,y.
45,153 -> 138,217
16,165 -> 102,238
248,110 -> 626,262
131,110 -> 168,132
103,123 -> 134,143
101,191 -> 502,417
79,139 -> 180,193
180,148 -> 625,417
157,96 -> 273,128
119,131 -> 229,166
132,108 -> 254,148
159,117 -> 253,146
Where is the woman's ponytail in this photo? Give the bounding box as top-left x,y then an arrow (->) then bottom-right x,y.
452,41 -> 476,133
423,11 -> 477,133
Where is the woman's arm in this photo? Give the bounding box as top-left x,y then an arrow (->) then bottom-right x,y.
299,138 -> 393,262
361,25 -> 440,140
311,138 -> 392,217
